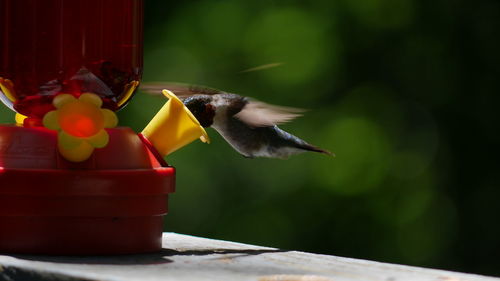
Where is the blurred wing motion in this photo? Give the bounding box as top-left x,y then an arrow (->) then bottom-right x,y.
140,82 -> 225,98
234,100 -> 305,127
239,62 -> 283,73
141,82 -> 305,127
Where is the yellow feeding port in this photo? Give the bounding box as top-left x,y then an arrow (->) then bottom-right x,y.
141,90 -> 210,157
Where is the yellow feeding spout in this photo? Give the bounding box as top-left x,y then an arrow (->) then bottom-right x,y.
141,89 -> 210,157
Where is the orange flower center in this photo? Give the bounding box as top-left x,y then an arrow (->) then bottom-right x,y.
58,101 -> 104,137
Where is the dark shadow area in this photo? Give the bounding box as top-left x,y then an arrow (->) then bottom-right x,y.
159,247 -> 287,257
10,252 -> 173,266
8,247 -> 286,266
0,265 -> 93,281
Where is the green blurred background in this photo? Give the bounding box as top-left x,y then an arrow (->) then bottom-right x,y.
139,0 -> 499,276
4,0 -> 500,276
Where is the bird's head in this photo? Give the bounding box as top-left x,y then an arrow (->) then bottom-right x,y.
183,95 -> 216,128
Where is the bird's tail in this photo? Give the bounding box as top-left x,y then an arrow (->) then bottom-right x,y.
296,142 -> 335,157
273,126 -> 334,158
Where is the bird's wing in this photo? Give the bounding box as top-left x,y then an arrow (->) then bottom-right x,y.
140,82 -> 226,98
141,82 -> 305,127
234,99 -> 305,127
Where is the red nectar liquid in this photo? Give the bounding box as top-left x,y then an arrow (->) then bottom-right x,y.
0,0 -> 143,119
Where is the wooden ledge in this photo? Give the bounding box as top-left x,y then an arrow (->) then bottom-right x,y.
0,233 -> 498,281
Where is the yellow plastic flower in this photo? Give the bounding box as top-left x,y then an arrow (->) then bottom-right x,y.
0,77 -> 17,102
43,93 -> 118,162
117,80 -> 139,107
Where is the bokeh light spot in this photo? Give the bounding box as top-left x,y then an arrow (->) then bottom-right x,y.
391,150 -> 428,179
316,117 -> 391,195
243,8 -> 333,85
340,0 -> 415,30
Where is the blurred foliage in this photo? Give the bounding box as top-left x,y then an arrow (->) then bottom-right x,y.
1,0 -> 499,276
135,0 -> 500,276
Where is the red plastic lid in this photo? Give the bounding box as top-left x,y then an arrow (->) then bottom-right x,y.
0,125 -> 167,170
0,125 -> 175,255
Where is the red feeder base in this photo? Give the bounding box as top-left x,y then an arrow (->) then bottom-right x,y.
0,125 -> 175,255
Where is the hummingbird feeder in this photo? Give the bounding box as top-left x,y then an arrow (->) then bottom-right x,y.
0,0 -> 208,254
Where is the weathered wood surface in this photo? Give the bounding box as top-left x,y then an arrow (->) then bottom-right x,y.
0,233 -> 498,281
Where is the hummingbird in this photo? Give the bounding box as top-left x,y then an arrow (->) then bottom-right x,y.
141,83 -> 333,159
